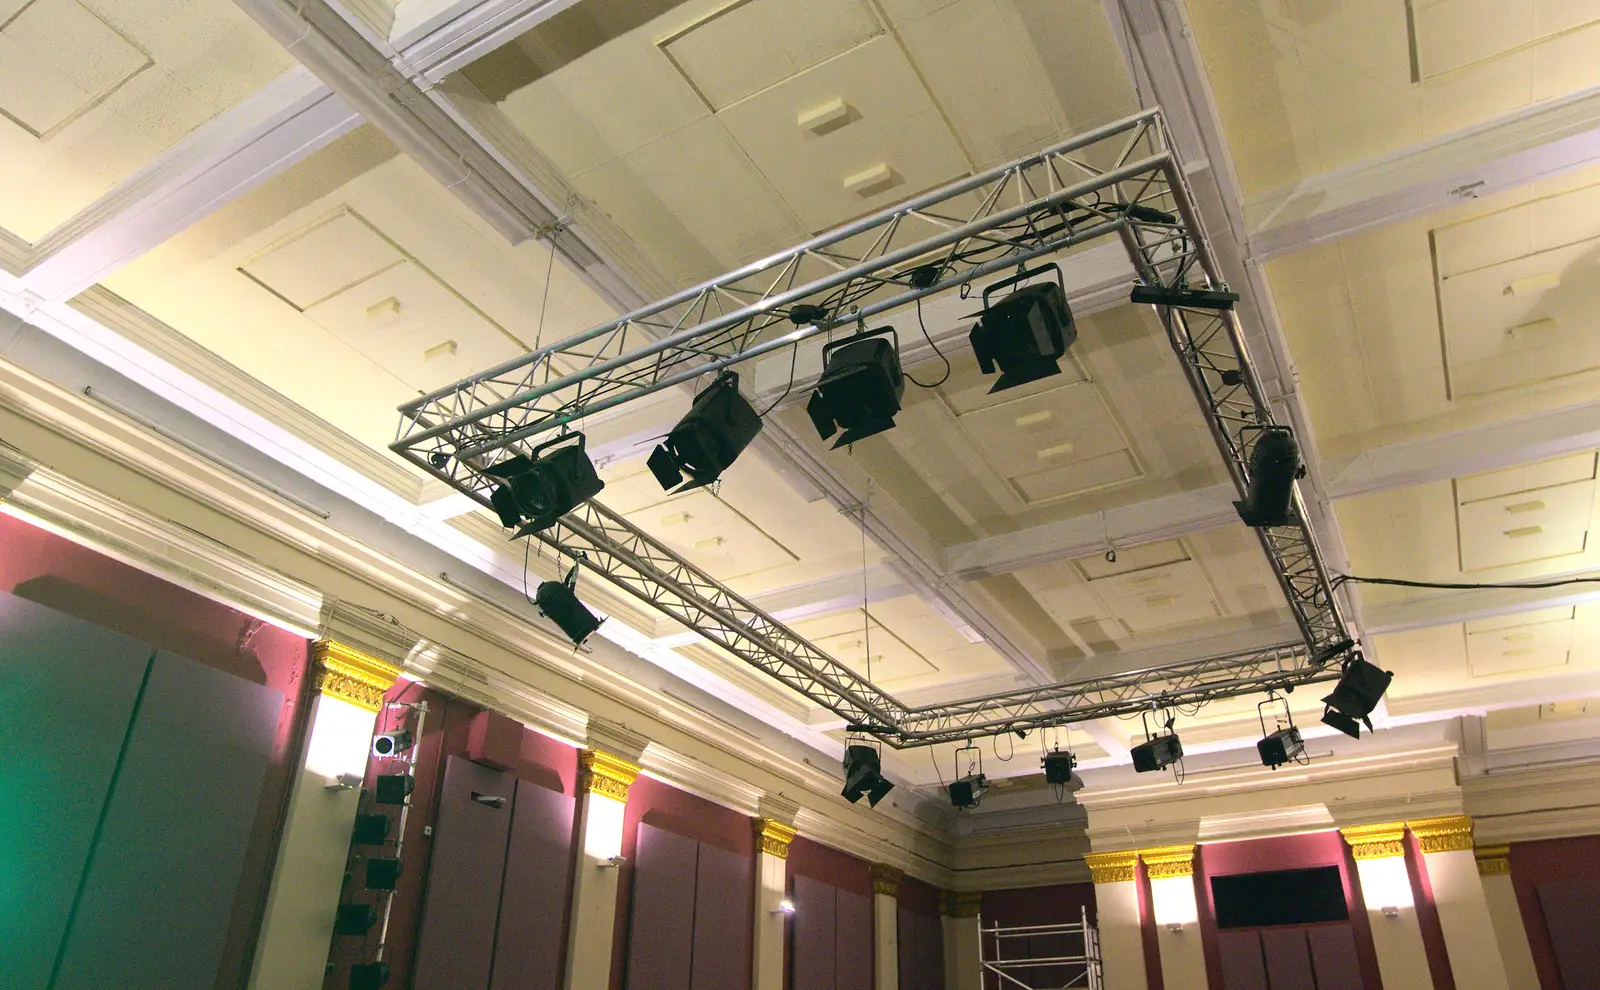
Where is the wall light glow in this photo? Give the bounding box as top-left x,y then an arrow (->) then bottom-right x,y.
583,793 -> 627,862
1355,856 -> 1414,913
304,695 -> 379,780
1150,876 -> 1199,929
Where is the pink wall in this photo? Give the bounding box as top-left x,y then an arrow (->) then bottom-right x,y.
788,834 -> 874,897
1195,831 -> 1383,989
981,882 -> 1096,926
0,513 -> 312,987
1509,834 -> 1600,989
901,874 -> 943,918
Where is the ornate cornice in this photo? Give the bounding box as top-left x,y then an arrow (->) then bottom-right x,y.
1341,822 -> 1408,860
579,749 -> 640,803
1408,815 -> 1475,854
1085,850 -> 1140,884
941,890 -> 983,918
755,817 -> 798,859
1140,844 -> 1196,880
871,863 -> 904,897
1475,844 -> 1511,877
313,640 -> 401,712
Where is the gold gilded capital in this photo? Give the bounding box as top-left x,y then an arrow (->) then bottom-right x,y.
578,749 -> 640,803
1341,822 -> 1408,860
1140,844 -> 1196,880
1085,850 -> 1139,884
941,890 -> 983,918
871,863 -> 904,897
755,817 -> 797,859
1475,844 -> 1511,877
1408,815 -> 1475,854
312,640 -> 401,713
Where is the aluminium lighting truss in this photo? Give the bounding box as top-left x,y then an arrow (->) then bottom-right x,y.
392,107 -> 1352,747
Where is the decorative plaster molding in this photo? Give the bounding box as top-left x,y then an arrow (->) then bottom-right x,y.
1408,815 -> 1475,854
1475,844 -> 1511,877
313,639 -> 402,711
578,749 -> 640,803
941,890 -> 983,918
1340,822 -> 1408,860
585,716 -> 649,765
640,744 -> 764,819
1085,850 -> 1139,884
872,863 -> 904,897
758,793 -> 801,826
1197,805 -> 1334,843
1139,844 -> 1196,879
756,818 -> 799,860
0,439 -> 36,499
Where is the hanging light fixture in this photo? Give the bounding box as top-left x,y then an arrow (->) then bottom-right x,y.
968,262 -> 1075,393
807,326 -> 905,448
484,433 -> 605,537
535,557 -> 604,647
647,371 -> 763,493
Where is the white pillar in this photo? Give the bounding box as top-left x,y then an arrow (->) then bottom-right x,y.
872,864 -> 902,990
1086,851 -> 1148,990
1474,845 -> 1540,990
941,891 -> 982,990
249,643 -> 400,990
1140,846 -> 1204,990
1408,818 -> 1511,990
564,749 -> 639,990
752,817 -> 796,990
1342,824 -> 1434,989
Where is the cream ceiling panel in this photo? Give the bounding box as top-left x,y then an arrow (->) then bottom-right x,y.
1075,540 -> 1188,581
814,622 -> 937,686
1013,450 -> 1142,502
1456,451 -> 1597,502
240,210 -> 405,311
1466,608 -> 1573,676
1087,558 -> 1221,633
0,0 -> 149,137
661,0 -> 882,111
714,34 -> 970,232
954,381 -> 1140,506
1415,0 -> 1600,78
791,596 -> 1013,692
1456,476 -> 1594,571
633,489 -> 798,581
938,352 -> 1089,416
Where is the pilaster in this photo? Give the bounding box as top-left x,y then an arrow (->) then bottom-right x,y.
1474,845 -> 1539,990
941,890 -> 982,990
1085,851 -> 1147,990
565,748 -> 640,990
1406,816 -> 1511,990
1341,822 -> 1433,989
1140,845 -> 1203,990
872,864 -> 903,990
753,816 -> 797,990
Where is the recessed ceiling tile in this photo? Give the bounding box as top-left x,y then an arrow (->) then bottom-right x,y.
715,34 -> 970,231
0,0 -> 149,137
1465,607 -> 1574,676
240,210 -> 405,310
1086,558 -> 1221,633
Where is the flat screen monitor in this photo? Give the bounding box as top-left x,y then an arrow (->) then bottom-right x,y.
1211,866 -> 1349,929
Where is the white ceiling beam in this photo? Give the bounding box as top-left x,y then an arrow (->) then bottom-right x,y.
1248,86 -> 1600,261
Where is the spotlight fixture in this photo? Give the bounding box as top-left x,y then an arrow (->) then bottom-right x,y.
365,857 -> 403,891
1129,284 -> 1241,311
841,743 -> 894,807
948,773 -> 988,809
1131,733 -> 1183,773
1234,427 -> 1301,528
1321,708 -> 1363,740
350,962 -> 391,990
374,773 -> 414,806
484,432 -> 604,537
335,903 -> 376,936
1042,749 -> 1084,792
1321,654 -> 1393,737
1257,694 -> 1306,769
535,559 -> 604,647
352,813 -> 391,845
968,263 -> 1076,393
647,371 -> 763,493
807,327 -> 905,448
371,730 -> 413,758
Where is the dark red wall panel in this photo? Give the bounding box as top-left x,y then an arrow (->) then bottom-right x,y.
915,911 -> 944,990
1307,925 -> 1363,990
836,888 -> 873,990
1217,930 -> 1267,990
692,840 -> 753,989
1536,880 -> 1600,990
414,757 -> 515,990
1261,928 -> 1315,990
491,780 -> 575,990
626,823 -> 697,990
793,875 -> 838,990
899,874 -> 942,918
1509,835 -> 1600,990
788,836 -> 872,897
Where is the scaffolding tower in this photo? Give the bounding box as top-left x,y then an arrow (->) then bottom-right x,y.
981,907 -> 1103,989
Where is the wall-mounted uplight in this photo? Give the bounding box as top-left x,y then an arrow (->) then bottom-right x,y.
1150,876 -> 1198,932
772,898 -> 796,916
1355,856 -> 1413,915
597,855 -> 627,870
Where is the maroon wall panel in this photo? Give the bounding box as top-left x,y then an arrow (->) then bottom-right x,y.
626,823 -> 697,990
1537,880 -> 1600,990
981,883 -> 1097,926
1510,835 -> 1600,989
1217,931 -> 1267,990
793,875 -> 838,990
692,840 -> 753,989
788,836 -> 872,896
836,888 -> 873,990
1307,925 -> 1363,990
898,909 -> 917,990
916,912 -> 944,990
899,875 -> 942,918
414,757 -> 515,990
1261,928 -> 1315,990
491,780 -> 575,990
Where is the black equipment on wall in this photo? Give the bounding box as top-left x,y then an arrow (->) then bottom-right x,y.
352,813 -> 391,845
485,432 -> 605,537
349,961 -> 391,989
535,559 -> 604,647
371,730 -> 413,758
1211,866 -> 1349,928
364,857 -> 403,891
335,903 -> 377,935
969,262 -> 1076,393
648,371 -> 763,493
374,774 -> 413,805
807,327 -> 905,448
1234,427 -> 1301,527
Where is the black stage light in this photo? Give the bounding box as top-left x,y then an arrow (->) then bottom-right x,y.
1322,655 -> 1393,732
1235,428 -> 1300,527
1042,750 -> 1083,792
371,730 -> 413,758
374,773 -> 414,806
350,962 -> 391,990
352,813 -> 391,845
841,744 -> 894,807
535,560 -> 604,647
1258,726 -> 1305,769
335,903 -> 376,935
807,327 -> 905,448
648,371 -> 763,493
969,263 -> 1076,393
948,773 -> 988,809
365,857 -> 403,891
1322,708 -> 1362,740
483,433 -> 604,537
1129,284 -> 1241,311
1131,733 -> 1184,773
